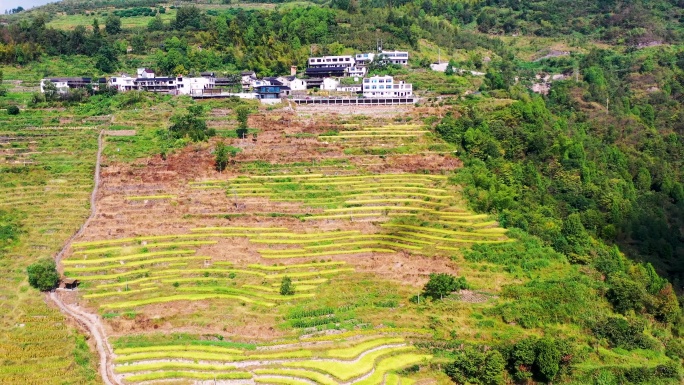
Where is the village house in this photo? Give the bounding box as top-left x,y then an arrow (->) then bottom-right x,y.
307,55 -> 355,69
305,78 -> 324,90
241,71 -> 257,90
255,84 -> 290,104
362,75 -> 412,98
354,53 -> 375,67
40,77 -> 93,94
321,78 -> 340,91
380,50 -> 409,66
108,74 -> 136,91
290,78 -> 307,91
137,68 -> 155,78
305,55 -> 355,77
177,76 -> 215,96
346,66 -> 366,77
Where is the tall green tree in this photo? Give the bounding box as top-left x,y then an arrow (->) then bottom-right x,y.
422,273 -> 468,300
174,6 -> 201,30
169,105 -> 215,142
235,106 -> 251,139
131,34 -> 146,54
95,42 -> 118,73
147,14 -> 165,32
105,15 -> 122,35
27,258 -> 60,291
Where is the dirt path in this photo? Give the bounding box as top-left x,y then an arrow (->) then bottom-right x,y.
46,130 -> 121,385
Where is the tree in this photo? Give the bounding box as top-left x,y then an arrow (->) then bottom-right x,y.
422,273 -> 468,300
175,6 -> 201,30
92,18 -> 101,39
235,106 -> 251,138
445,58 -> 457,76
169,105 -> 215,142
367,54 -> 394,73
214,142 -> 240,172
215,142 -> 229,172
131,34 -> 146,54
651,284 -> 681,323
105,15 -> 122,35
42,80 -> 58,101
280,276 -> 295,295
148,15 -> 165,32
27,258 -> 60,291
95,43 -> 119,73
7,105 -> 19,115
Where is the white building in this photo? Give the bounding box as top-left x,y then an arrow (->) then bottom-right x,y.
430,62 -> 449,72
355,53 -> 375,66
288,78 -> 307,91
137,68 -> 156,78
307,55 -> 355,68
380,50 -> 409,66
321,78 -> 340,91
346,66 -> 366,77
177,76 -> 215,96
253,79 -> 270,88
108,74 -> 136,91
362,75 -> 412,98
241,71 -> 257,90
40,77 -> 93,94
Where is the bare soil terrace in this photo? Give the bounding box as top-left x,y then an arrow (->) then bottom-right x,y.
62,107 -> 463,340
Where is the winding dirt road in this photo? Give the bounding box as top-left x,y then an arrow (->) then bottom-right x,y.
47,130 -> 121,385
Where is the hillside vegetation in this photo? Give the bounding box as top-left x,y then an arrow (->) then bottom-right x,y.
0,0 -> 682,385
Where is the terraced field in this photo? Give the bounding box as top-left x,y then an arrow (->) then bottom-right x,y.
55,115 -> 509,385
0,111 -> 101,384
319,124 -> 431,147
65,228 -> 354,310
112,333 -> 428,384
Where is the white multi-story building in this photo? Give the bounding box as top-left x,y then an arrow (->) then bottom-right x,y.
380,50 -> 409,66
108,74 -> 136,91
354,53 -> 375,66
178,76 -> 215,95
346,66 -> 366,77
307,55 -> 355,68
362,75 -> 412,98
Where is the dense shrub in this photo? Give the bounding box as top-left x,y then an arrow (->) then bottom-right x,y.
499,337 -> 574,383
493,275 -> 599,328
606,273 -> 646,314
27,258 -> 60,291
113,7 -> 155,17
6,105 -> 19,115
280,276 -> 294,295
445,346 -> 505,385
592,317 -> 653,350
464,228 -> 565,271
